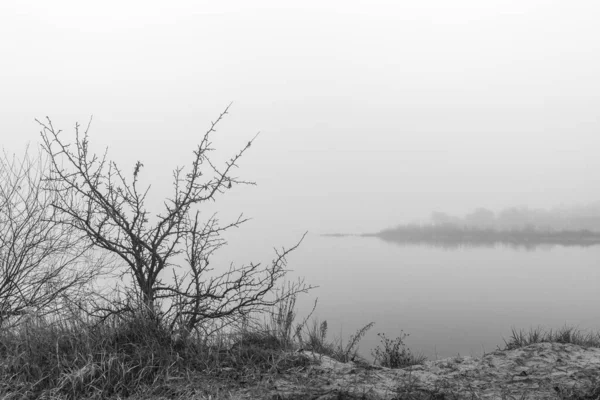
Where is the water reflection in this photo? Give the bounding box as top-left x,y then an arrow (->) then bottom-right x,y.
374,237 -> 559,251
371,235 -> 600,251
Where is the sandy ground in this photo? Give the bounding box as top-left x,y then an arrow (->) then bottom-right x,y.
264,343 -> 600,399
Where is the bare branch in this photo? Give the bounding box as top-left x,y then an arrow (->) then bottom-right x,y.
0,147 -> 107,327
38,106 -> 309,331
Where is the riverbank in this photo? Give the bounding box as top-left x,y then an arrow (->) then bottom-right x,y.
3,315 -> 600,399
256,342 -> 600,399
119,340 -> 600,399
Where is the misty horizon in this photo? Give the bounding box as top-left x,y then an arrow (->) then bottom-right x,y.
2,1 -> 600,238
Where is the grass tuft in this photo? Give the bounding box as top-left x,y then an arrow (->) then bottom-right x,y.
504,326 -> 600,350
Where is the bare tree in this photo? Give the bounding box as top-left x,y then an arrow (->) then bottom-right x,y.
0,148 -> 104,327
38,105 -> 308,332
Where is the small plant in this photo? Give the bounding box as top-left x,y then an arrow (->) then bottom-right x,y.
298,319 -> 330,355
265,280 -> 314,350
372,331 -> 427,368
335,322 -> 375,363
293,318 -> 375,363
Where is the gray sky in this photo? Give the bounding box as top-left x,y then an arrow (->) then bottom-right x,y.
1,0 -> 599,239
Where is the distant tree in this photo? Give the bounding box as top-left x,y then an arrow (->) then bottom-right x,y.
497,207 -> 527,230
464,208 -> 495,228
0,148 -> 103,327
430,211 -> 459,226
38,105 -> 308,333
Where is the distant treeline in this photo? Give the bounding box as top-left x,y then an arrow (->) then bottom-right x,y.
323,203 -> 600,248
430,203 -> 600,232
365,224 -> 600,249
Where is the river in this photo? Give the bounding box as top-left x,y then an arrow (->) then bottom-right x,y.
284,234 -> 600,360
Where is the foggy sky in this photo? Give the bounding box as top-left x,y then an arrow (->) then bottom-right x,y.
1,0 -> 599,243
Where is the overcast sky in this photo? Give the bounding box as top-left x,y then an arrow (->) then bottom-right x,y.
1,0 -> 599,241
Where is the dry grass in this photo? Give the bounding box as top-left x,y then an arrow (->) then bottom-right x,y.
6,311 -> 600,399
504,326 -> 600,350
0,288 -> 397,399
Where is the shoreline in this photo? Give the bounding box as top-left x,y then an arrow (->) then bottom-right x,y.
323,226 -> 600,248
258,341 -> 600,399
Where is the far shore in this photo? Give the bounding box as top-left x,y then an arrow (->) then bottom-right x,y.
322,224 -> 600,248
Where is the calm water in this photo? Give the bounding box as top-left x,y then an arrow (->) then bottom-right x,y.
284,234 -> 600,360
